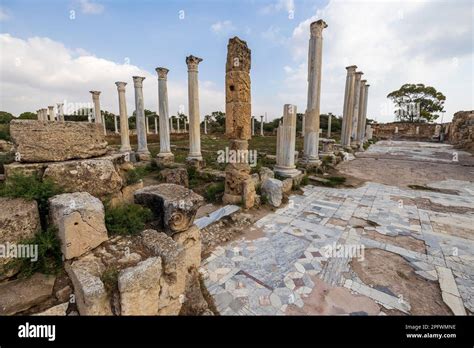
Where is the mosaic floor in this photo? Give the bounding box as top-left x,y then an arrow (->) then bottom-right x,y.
200,179 -> 474,315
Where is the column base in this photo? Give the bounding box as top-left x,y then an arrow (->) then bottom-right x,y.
299,156 -> 322,168
156,152 -> 174,165
136,151 -> 151,162
186,157 -> 206,169
222,192 -> 242,205
120,145 -> 132,153
273,166 -> 301,178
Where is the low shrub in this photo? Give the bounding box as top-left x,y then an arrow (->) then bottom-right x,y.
204,182 -> 225,202
105,203 -> 152,235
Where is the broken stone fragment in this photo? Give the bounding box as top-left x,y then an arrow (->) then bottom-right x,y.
64,253 -> 112,315
160,167 -> 189,187
261,178 -> 283,207
9,120 -> 107,163
134,184 -> 204,234
118,257 -> 162,315
172,225 -> 201,271
33,302 -> 69,316
0,273 -> 56,315
49,192 -> 108,260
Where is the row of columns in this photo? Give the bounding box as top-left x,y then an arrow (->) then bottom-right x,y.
36,104 -> 65,122
341,65 -> 370,148
250,116 -> 266,137
275,104 -> 301,178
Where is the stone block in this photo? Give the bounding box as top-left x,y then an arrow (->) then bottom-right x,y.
261,178 -> 283,207
49,192 -> 108,259
161,167 -> 189,187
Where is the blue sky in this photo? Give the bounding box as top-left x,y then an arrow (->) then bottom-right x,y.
1,0 -> 472,122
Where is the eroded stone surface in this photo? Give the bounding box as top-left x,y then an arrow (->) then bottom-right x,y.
261,178 -> 283,207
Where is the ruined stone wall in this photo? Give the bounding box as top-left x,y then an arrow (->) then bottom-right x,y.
448,110 -> 474,150
372,122 -> 443,140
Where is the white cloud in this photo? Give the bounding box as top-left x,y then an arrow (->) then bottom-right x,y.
0,34 -> 224,118
79,0 -> 104,15
279,0 -> 473,122
0,7 -> 10,21
261,0 -> 295,15
210,20 -> 236,35
261,26 -> 287,45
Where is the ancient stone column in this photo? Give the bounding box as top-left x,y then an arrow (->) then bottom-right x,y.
156,67 -> 174,163
303,19 -> 327,165
90,91 -> 102,124
48,106 -> 55,121
251,116 -> 255,136
275,104 -> 301,178
327,113 -> 332,138
204,117 -> 208,134
186,55 -> 204,165
222,37 -> 255,209
42,108 -> 48,121
114,114 -> 118,134
57,103 -> 64,121
341,65 -> 357,147
132,76 -> 150,160
350,71 -> 363,147
366,125 -> 373,140
154,117 -> 158,135
356,80 -> 367,145
177,118 -> 180,133
416,126 -> 420,135
361,84 -> 370,141
115,82 -> 132,152
301,113 -> 305,137
260,115 -> 264,136
169,117 -> 173,133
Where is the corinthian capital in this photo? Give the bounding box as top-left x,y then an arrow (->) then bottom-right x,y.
310,19 -> 328,38
155,67 -> 169,80
186,55 -> 203,72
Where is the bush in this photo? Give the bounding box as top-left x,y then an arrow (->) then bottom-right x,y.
0,124 -> 10,140
5,227 -> 63,278
0,174 -> 62,228
105,203 -> 152,235
204,182 -> 225,202
125,167 -> 147,185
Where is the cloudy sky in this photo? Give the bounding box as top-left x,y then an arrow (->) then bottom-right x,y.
0,0 -> 472,122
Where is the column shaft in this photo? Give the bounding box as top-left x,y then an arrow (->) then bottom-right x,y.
115,82 -> 131,152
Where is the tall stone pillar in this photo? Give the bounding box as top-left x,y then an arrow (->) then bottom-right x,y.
361,84 -> 370,141
169,117 -> 173,134
204,117 -> 208,134
132,76 -> 150,160
57,103 -> 64,121
114,114 -> 118,134
350,71 -> 363,147
186,55 -> 204,165
222,37 -> 255,209
301,114 -> 305,137
327,113 -> 332,138
177,118 -> 180,133
90,91 -> 102,124
48,106 -> 55,121
156,67 -> 174,163
303,19 -> 327,165
260,115 -> 264,136
42,108 -> 48,121
115,82 -> 131,152
154,117 -> 158,135
340,65 -> 357,147
251,116 -> 255,136
275,104 -> 301,178
356,79 -> 367,145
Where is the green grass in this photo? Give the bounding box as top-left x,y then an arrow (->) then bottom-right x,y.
204,182 -> 225,203
105,203 -> 153,235
319,176 -> 346,187
4,227 -> 63,278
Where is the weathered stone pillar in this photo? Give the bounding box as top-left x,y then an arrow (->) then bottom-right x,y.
177,118 -> 180,133
115,82 -> 132,152
204,117 -> 208,134
275,104 -> 301,178
48,106 -> 55,121
154,117 -> 158,135
416,126 -> 420,135
303,19 -> 327,165
90,91 -> 102,124
341,65 -> 357,147
114,114 -> 118,134
146,117 -> 151,134
356,79 -> 367,145
186,55 -> 204,165
251,116 -> 255,136
327,113 -> 332,138
366,125 -> 373,140
350,71 -> 363,147
132,76 -> 150,160
301,113 -> 305,137
361,84 -> 370,141
156,67 -> 174,163
42,108 -> 48,121
169,117 -> 173,133
222,37 -> 255,209
260,115 -> 264,136
57,103 -> 64,121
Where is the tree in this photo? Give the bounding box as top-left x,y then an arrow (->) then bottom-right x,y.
18,112 -> 37,120
387,83 -> 445,123
0,111 -> 14,124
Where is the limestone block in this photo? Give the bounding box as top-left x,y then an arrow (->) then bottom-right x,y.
0,197 -> 41,272
172,225 -> 201,270
261,178 -> 283,207
0,273 -> 56,315
43,158 -> 123,198
118,257 -> 162,315
109,180 -> 144,208
282,178 -> 293,194
34,302 -> 69,316
161,167 -> 189,187
134,184 -> 204,234
49,192 -> 108,260
259,167 -> 274,182
9,120 -> 107,162
64,253 -> 112,315
4,162 -> 47,179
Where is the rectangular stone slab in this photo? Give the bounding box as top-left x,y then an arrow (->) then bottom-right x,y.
10,120 -> 108,162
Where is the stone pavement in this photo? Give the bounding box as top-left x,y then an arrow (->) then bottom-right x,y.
201,144 -> 474,315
